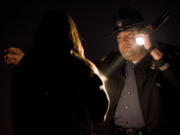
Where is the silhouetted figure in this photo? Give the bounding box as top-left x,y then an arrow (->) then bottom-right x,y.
11,9 -> 109,135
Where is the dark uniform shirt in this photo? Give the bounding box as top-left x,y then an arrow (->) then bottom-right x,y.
114,61 -> 145,128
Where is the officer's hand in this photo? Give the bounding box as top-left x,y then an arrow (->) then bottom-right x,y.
135,33 -> 163,60
4,47 -> 25,66
135,33 -> 152,50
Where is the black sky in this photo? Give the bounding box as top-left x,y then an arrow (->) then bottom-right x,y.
0,0 -> 180,134
0,0 -> 180,60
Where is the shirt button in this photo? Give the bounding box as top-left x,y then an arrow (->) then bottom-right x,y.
128,91 -> 131,95
124,106 -> 128,110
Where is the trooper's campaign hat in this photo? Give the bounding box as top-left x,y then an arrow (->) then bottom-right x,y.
112,6 -> 144,35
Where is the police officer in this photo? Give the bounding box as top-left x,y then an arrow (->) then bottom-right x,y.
94,6 -> 180,135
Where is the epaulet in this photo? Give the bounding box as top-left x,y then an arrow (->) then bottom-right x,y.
96,52 -> 123,72
99,52 -> 120,63
99,56 -> 107,62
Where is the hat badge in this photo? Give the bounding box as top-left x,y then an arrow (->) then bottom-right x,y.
116,20 -> 123,27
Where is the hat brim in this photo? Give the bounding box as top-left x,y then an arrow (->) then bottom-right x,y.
112,22 -> 144,35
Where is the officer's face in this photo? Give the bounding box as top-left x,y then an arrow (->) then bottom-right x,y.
117,27 -> 146,62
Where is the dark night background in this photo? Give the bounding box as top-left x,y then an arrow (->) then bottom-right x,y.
0,0 -> 179,134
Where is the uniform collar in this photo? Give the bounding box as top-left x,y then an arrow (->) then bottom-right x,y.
126,54 -> 152,73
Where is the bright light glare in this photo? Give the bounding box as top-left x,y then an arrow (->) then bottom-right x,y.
136,37 -> 144,46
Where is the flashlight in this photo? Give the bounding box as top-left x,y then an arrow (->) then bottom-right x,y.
135,36 -> 144,46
